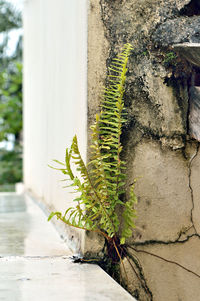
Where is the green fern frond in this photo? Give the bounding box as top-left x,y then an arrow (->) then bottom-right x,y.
120,182 -> 137,244
48,43 -> 137,244
98,43 -> 133,208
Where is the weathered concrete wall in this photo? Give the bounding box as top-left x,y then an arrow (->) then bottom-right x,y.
88,0 -> 200,300
23,0 -> 88,253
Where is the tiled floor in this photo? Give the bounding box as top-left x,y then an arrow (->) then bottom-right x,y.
0,193 -> 135,301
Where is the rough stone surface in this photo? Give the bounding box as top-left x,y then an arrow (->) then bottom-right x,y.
190,145 -> 200,234
83,231 -> 105,258
87,0 -> 200,300
123,236 -> 200,301
189,86 -> 200,140
173,43 -> 200,67
176,0 -> 191,10
86,0 -> 110,256
125,139 -> 192,243
153,16 -> 200,48
87,0 -> 109,126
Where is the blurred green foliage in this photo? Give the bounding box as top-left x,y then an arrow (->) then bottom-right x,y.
0,145 -> 22,184
0,183 -> 15,192
0,62 -> 22,142
0,0 -> 21,31
0,0 -> 22,189
0,0 -> 22,69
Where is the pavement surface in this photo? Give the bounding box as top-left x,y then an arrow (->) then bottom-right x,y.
0,193 -> 135,301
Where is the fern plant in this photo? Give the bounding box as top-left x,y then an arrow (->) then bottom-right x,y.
47,45 -> 200,297
48,43 -> 137,247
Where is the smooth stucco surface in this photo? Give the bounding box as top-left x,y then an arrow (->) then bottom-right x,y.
23,0 -> 88,252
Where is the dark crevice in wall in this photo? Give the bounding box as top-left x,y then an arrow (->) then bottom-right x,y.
132,232 -> 200,247
180,0 -> 200,16
127,251 -> 153,301
122,117 -> 186,150
192,67 -> 200,86
187,67 -> 200,138
164,75 -> 189,136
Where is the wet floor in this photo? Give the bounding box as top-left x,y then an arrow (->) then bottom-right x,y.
0,193 -> 71,256
0,193 -> 135,301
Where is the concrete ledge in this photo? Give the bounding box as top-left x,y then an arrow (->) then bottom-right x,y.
0,192 -> 71,257
0,256 -> 135,301
0,193 -> 136,300
24,189 -> 84,256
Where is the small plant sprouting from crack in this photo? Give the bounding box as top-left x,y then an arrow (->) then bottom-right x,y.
48,44 -> 138,285
163,51 -> 178,68
48,43 -> 137,247
48,44 -> 200,299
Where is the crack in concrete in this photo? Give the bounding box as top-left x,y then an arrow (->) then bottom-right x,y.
132,232 -> 200,247
126,232 -> 200,298
188,142 -> 199,234
126,117 -> 185,146
127,229 -> 199,299
124,143 -> 200,299
127,251 -> 153,301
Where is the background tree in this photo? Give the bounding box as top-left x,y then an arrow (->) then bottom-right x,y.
0,0 -> 22,67
0,0 -> 22,191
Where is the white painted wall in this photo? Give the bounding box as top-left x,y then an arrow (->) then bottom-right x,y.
23,0 -> 88,217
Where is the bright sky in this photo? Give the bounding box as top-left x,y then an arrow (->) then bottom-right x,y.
4,0 -> 23,56
7,0 -> 23,11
